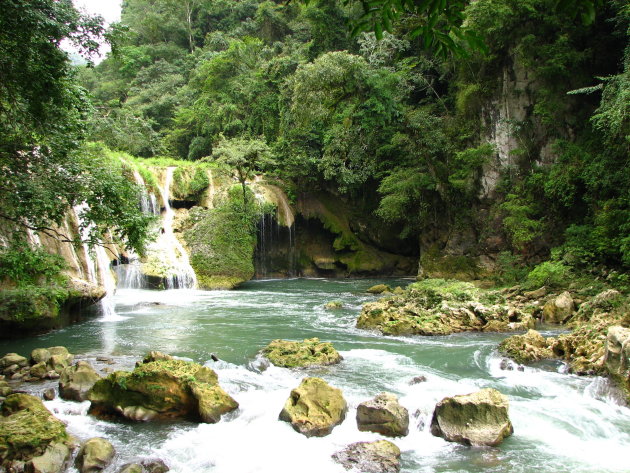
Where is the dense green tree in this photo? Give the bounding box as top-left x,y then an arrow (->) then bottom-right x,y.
0,0 -> 152,252
209,136 -> 275,207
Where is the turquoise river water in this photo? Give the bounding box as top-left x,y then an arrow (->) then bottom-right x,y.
1,278 -> 629,473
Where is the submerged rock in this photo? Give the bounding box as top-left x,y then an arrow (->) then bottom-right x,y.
430,388 -> 513,446
356,392 -> 409,437
0,393 -> 70,472
542,292 -> 575,324
75,437 -> 115,473
332,440 -> 401,473
279,377 -> 347,437
87,356 -> 238,423
261,338 -> 342,368
60,361 -> 101,401
118,459 -> 169,473
324,300 -> 344,310
499,329 -> 554,364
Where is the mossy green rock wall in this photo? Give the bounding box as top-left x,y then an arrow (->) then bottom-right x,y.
183,206 -> 255,290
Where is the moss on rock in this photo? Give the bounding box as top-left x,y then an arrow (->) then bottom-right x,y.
183,192 -> 256,290
279,377 -> 347,437
88,357 -> 236,423
262,338 -> 342,368
356,279 -> 529,336
0,394 -> 69,465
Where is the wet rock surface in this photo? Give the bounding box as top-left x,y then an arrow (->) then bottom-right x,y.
430,388 -> 514,446
279,377 -> 347,437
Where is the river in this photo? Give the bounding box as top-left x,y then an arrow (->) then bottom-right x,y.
2,278 -> 629,473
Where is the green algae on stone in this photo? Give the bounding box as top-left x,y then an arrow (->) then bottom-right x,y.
279,377 -> 347,437
262,338 -> 342,368
88,357 -> 236,423
0,394 -> 69,464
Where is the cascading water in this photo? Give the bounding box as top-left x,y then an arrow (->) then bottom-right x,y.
154,167 -> 197,289
72,204 -> 118,319
254,183 -> 297,278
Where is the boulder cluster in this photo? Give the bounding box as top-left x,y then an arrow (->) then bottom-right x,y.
0,346 -> 74,387
358,280 -> 535,336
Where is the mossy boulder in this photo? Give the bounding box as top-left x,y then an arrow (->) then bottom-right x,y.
0,393 -> 70,471
88,357 -> 237,423
430,388 -> 513,446
542,291 -> 575,324
60,361 -> 101,401
332,440 -> 401,473
367,284 -> 392,294
279,377 -> 347,437
499,330 -> 554,364
75,437 -> 115,473
261,338 -> 342,368
324,301 -> 344,310
31,348 -> 52,365
356,392 -> 409,437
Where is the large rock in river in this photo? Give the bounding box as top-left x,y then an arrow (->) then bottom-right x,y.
332,440 -> 401,473
75,437 -> 115,473
0,393 -> 71,472
88,357 -> 238,423
60,361 -> 101,401
356,392 -> 409,437
279,377 -> 347,437
262,338 -> 342,368
430,388 -> 513,446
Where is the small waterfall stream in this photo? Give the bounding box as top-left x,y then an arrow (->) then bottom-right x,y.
72,204 -> 117,319
155,167 -> 197,289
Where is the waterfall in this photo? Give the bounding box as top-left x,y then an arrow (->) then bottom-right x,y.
72,204 -> 117,319
154,167 -> 197,289
133,170 -> 159,216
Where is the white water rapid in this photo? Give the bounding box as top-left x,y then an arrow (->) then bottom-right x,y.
4,280 -> 626,473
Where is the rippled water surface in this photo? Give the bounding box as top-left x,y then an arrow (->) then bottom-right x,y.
2,278 -> 629,473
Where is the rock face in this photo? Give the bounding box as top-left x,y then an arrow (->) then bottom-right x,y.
88,357 -> 238,423
604,326 -> 630,398
60,361 -> 101,401
332,440 -> 401,473
279,377 -> 347,437
75,437 -> 115,473
542,291 -> 575,324
498,329 -> 554,364
430,388 -> 514,446
357,279 -> 532,336
356,393 -> 409,437
262,338 -> 342,368
0,394 -> 70,472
